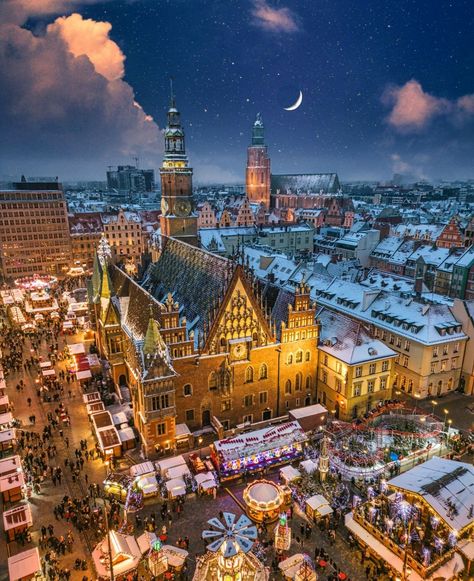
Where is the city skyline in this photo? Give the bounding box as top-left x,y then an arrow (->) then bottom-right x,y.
1,0 -> 474,183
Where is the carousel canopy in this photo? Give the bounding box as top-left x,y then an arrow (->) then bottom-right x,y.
202,512 -> 257,557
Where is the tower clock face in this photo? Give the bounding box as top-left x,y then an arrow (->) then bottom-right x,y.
230,341 -> 247,361
175,200 -> 192,217
161,198 -> 169,215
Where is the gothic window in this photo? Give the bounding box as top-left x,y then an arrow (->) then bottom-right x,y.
183,384 -> 192,397
305,376 -> 312,391
305,351 -> 311,362
223,371 -> 231,390
259,363 -> 268,380
284,380 -> 292,395
287,354 -> 293,365
245,366 -> 254,383
295,372 -> 302,391
296,350 -> 303,363
208,372 -> 218,391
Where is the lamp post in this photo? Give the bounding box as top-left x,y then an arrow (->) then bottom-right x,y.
430,399 -> 438,418
443,408 -> 449,432
104,459 -> 115,581
198,436 -> 203,460
413,393 -> 421,415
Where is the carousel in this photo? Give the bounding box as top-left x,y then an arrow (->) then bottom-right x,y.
243,479 -> 290,523
194,512 -> 268,580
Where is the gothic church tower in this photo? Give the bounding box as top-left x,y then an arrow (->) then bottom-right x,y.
245,113 -> 271,209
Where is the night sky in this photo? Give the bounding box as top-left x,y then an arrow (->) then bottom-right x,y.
0,0 -> 473,183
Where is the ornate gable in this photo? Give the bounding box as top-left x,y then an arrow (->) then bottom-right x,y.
101,298 -> 120,326
204,265 -> 275,355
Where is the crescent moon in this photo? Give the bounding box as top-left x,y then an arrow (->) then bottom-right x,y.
284,90 -> 303,111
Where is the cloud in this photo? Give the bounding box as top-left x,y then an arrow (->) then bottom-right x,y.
0,9 -> 161,179
251,0 -> 299,33
383,79 -> 474,132
390,153 -> 427,179
49,14 -> 125,80
0,0 -> 108,25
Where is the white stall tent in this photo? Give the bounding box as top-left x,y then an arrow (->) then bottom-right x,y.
300,459 -> 318,474
306,494 -> 333,517
165,477 -> 187,497
155,455 -> 187,479
137,475 -> 159,497
194,471 -> 217,490
280,465 -> 301,483
167,464 -> 191,480
130,462 -> 155,478
8,547 -> 41,581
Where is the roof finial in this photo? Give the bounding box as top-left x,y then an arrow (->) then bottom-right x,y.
169,76 -> 175,108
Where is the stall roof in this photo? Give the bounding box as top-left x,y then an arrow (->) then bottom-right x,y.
8,548 -> 41,581
42,369 -> 56,377
0,455 -> 22,476
0,429 -> 15,444
175,423 -> 191,438
388,457 -> 474,532
306,494 -> 333,514
83,392 -> 101,404
69,342 -> 85,354
0,471 -> 25,492
0,394 -> 10,406
130,462 -> 155,478
194,471 -> 217,489
165,477 -> 187,496
112,412 -> 128,426
213,421 -> 307,462
118,427 -> 135,443
300,459 -> 318,474
63,320 -> 74,329
289,404 -> 327,419
86,401 -> 105,414
97,426 -> 121,450
156,455 -> 187,474
77,369 -> 92,380
280,465 -> 301,482
39,361 -> 52,368
0,412 -> 13,426
92,411 -> 114,429
167,464 -> 191,481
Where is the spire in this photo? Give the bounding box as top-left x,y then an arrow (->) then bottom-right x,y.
169,76 -> 176,109
251,113 -> 265,146
143,317 -> 166,356
91,252 -> 102,301
100,260 -> 112,299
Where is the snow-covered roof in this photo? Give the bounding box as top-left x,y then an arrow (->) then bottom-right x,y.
388,457 -> 474,533
318,308 -> 397,364
371,236 -> 404,258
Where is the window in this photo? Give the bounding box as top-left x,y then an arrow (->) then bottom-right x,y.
380,377 -> 387,390
403,356 -> 409,367
323,354 -> 328,366
335,361 -> 342,374
355,366 -> 362,378
441,359 -> 447,371
389,334 -> 394,345
156,423 -> 166,436
442,345 -> 449,356
183,384 -> 192,397
453,342 -> 459,353
259,391 -> 268,404
367,380 -> 375,393
259,364 -> 268,380
305,376 -> 312,391
396,337 -> 402,348
335,378 -> 342,393
382,360 -> 389,372
287,354 -> 293,365
284,380 -> 292,395
430,362 -> 437,374
243,414 -> 253,424
221,399 -> 231,412
451,357 -> 458,370
185,409 -> 194,422
404,340 -> 410,352
151,394 -> 169,410
244,395 -> 253,407
295,372 -> 302,391
245,366 -> 254,383
432,346 -> 439,358
208,372 -> 218,390
353,383 -> 362,397
369,363 -> 376,374
305,351 -> 311,362
296,350 -> 303,363
321,371 -> 328,384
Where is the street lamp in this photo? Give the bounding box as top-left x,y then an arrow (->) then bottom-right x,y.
413,393 -> 421,415
430,399 -> 438,417
198,436 -> 203,460
443,408 -> 449,432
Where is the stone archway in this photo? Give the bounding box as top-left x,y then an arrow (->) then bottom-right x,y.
202,409 -> 211,427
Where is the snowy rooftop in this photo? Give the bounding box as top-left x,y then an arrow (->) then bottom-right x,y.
371,236 -> 404,258
407,245 -> 450,266
318,308 -> 397,364
388,457 -> 474,533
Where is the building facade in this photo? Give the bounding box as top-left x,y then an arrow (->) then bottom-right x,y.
0,179 -> 71,280
245,114 -> 271,209
91,240 -> 319,455
102,209 -> 148,275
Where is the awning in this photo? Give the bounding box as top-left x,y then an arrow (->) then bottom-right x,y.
69,343 -> 85,355
118,427 -> 135,443
130,462 -> 155,478
175,423 -> 192,439
167,464 -> 191,480
8,548 -> 41,581
42,369 -> 56,377
3,503 -> 33,531
300,459 -> 318,474
39,361 -> 52,368
165,477 -> 186,497
76,369 -> 92,381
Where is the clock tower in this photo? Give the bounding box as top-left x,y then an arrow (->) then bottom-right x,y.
245,113 -> 271,210
160,82 -> 198,246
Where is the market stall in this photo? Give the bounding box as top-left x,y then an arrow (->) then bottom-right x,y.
279,554 -> 317,581
97,426 -> 122,457
0,429 -> 16,456
211,421 -> 307,481
305,494 -> 333,521
76,369 -> 92,382
194,471 -> 217,495
83,392 -> 101,404
118,427 -> 136,451
3,503 -> 33,542
0,412 -> 14,428
280,465 -> 301,484
86,401 -> 106,416
300,459 -> 318,474
136,475 -> 159,498
165,477 -> 187,499
0,395 -> 10,414
42,369 -> 56,379
8,547 -> 42,581
130,461 -> 155,479
156,455 -> 187,480
167,464 -> 192,480
92,530 -> 142,579
112,411 -> 129,428
103,473 -> 133,502
175,423 -> 192,449
0,471 -> 25,502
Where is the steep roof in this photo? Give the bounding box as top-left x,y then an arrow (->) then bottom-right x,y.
271,173 -> 340,194
143,238 -> 234,336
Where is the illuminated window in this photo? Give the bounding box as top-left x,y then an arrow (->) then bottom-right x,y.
259,364 -> 268,380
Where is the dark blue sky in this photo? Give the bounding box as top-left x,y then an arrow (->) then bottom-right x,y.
1,0 -> 473,182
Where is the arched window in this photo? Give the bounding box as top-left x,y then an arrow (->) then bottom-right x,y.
223,371 -> 231,390
287,354 -> 293,365
284,380 -> 292,395
208,372 -> 218,390
183,384 -> 192,397
305,376 -> 312,391
245,366 -> 254,383
259,363 -> 268,380
295,372 -> 302,391
305,351 -> 311,362
296,350 -> 303,363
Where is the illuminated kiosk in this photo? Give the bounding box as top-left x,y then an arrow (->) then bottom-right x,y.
274,513 -> 292,551
193,512 -> 268,580
243,479 -> 287,523
211,421 -> 307,481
